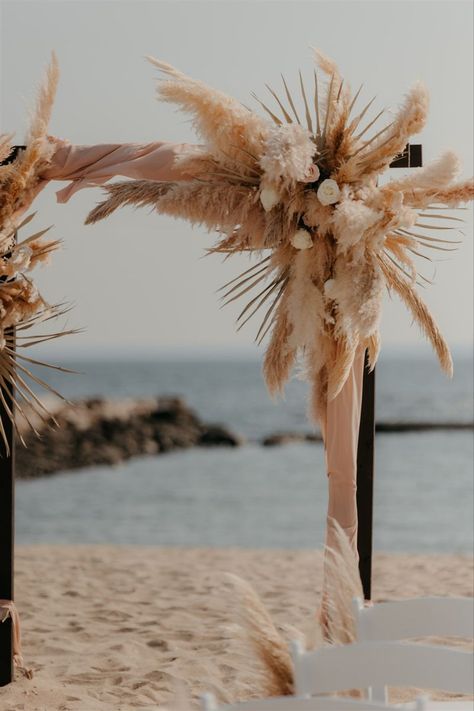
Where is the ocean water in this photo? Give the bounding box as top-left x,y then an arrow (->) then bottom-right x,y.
16,353 -> 474,553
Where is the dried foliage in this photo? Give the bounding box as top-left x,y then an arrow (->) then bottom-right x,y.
225,521 -> 363,697
0,54 -> 76,452
224,573 -> 294,697
87,50 -> 473,424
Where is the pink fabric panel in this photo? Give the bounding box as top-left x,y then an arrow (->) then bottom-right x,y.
323,347 -> 366,555
39,139 -> 200,203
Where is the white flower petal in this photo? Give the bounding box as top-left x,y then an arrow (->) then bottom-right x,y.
259,186 -> 280,212
317,178 -> 341,206
290,228 -> 313,250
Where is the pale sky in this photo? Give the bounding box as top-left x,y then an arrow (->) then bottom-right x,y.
1,0 -> 473,358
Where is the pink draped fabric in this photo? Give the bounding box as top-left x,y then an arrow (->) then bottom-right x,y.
37,138 -> 200,203
38,139 -> 366,560
322,347 -> 365,555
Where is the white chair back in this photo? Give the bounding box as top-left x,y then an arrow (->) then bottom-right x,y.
352,596 -> 474,642
352,596 -> 474,702
291,639 -> 473,699
201,690 -> 425,711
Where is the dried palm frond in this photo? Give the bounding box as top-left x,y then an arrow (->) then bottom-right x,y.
0,302 -> 80,453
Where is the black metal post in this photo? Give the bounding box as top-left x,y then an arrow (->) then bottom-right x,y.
356,144 -> 423,600
0,344 -> 15,687
0,145 -> 23,686
356,354 -> 375,601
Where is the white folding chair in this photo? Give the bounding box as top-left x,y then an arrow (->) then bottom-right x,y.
291,639 -> 473,709
201,690 -> 423,711
352,596 -> 474,705
352,596 -> 474,643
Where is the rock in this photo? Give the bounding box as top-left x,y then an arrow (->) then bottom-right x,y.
15,395 -> 242,479
199,424 -> 242,448
262,431 -> 322,446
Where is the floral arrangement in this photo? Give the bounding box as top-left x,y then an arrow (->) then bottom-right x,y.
87,50 -> 474,424
0,55 -> 73,451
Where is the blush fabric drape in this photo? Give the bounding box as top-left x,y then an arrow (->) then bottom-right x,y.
322,346 -> 365,555
37,139 -> 200,203
38,139 -> 366,558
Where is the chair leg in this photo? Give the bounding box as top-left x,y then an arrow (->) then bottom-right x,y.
201,692 -> 218,711
370,685 -> 388,704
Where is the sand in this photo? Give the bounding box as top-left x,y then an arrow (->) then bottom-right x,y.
1,546 -> 472,711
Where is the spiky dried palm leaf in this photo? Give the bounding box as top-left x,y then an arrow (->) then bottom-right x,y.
86,50 -> 473,427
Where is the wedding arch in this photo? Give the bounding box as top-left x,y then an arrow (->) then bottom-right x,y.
0,51 -> 472,685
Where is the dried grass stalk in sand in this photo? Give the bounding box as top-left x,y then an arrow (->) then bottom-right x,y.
224,573 -> 294,696
87,50 -> 473,428
0,55 -> 77,450
322,518 -> 364,646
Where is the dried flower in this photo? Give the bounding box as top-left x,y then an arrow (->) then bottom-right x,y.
290,228 -> 313,250
260,186 -> 279,212
317,179 -> 341,206
303,163 -> 320,183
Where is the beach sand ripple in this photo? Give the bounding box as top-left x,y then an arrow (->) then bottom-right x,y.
1,547 -> 472,710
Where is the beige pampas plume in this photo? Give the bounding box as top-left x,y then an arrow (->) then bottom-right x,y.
260,123 -> 316,187
388,150 -> 461,192
313,48 -> 341,82
379,254 -> 453,377
147,56 -> 270,170
0,134 -> 14,164
27,50 -> 59,143
224,573 -> 294,696
86,178 -> 256,233
356,82 -> 429,180
263,305 -> 296,397
322,518 -> 364,645
85,179 -> 174,223
407,179 -> 474,209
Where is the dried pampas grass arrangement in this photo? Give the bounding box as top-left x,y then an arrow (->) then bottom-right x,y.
87,49 -> 474,425
0,54 -> 76,452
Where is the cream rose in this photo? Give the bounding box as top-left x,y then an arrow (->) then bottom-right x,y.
290,228 -> 313,250
259,186 -> 279,212
317,178 -> 341,206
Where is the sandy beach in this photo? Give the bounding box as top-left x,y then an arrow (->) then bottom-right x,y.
0,546 -> 472,711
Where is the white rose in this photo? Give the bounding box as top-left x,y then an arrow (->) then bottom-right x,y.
259,186 -> 280,212
11,245 -> 33,271
290,228 -> 313,250
317,178 -> 341,206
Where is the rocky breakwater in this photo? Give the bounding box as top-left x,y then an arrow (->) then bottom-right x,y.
16,396 -> 242,480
